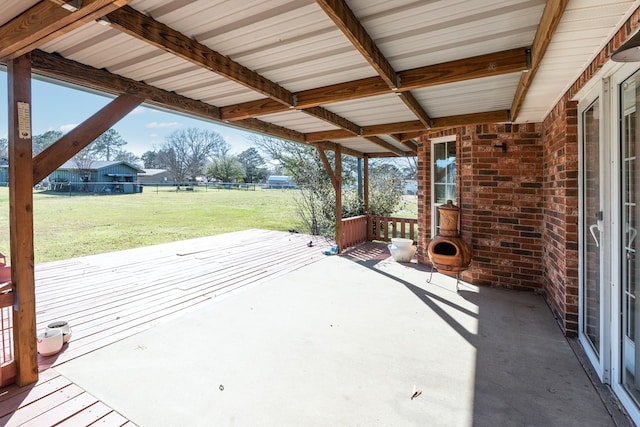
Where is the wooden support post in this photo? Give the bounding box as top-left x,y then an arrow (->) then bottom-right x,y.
335,145 -> 342,252
363,155 -> 369,214
8,53 -> 38,386
317,145 -> 343,252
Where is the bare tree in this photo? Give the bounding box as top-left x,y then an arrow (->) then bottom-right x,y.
73,148 -> 96,191
159,128 -> 225,183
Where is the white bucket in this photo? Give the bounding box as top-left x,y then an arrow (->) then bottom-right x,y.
37,328 -> 63,356
47,320 -> 72,343
388,238 -> 416,262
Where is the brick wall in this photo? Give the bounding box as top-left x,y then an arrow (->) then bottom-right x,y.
418,123 -> 544,291
541,96 -> 579,336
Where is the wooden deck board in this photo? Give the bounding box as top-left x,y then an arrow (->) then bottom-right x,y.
0,230 -> 335,426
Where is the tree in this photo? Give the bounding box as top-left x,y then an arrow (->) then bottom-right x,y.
0,138 -> 7,159
236,147 -> 267,182
159,128 -> 225,182
367,161 -> 405,216
32,130 -> 62,155
205,156 -> 246,182
90,128 -> 127,161
253,135 -> 337,235
141,150 -> 163,168
114,150 -> 140,165
253,135 -> 406,236
73,148 -> 97,191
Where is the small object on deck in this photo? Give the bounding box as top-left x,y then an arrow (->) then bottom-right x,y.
411,385 -> 422,400
37,328 -> 64,356
324,245 -> 339,255
47,320 -> 72,343
307,241 -> 313,247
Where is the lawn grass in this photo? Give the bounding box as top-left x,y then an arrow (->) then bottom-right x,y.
0,186 -> 302,263
0,186 -> 418,263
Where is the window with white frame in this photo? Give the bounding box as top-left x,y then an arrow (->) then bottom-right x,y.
431,138 -> 456,237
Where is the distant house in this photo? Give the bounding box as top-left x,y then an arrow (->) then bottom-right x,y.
49,160 -> 145,193
138,169 -> 172,185
267,175 -> 296,189
0,158 -> 7,186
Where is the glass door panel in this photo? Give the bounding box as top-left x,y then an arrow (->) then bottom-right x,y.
621,72 -> 640,404
582,98 -> 602,357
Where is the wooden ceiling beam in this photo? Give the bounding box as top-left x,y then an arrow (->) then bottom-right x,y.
220,48 -> 528,121
26,50 -> 221,119
430,110 -> 509,129
106,6 -> 294,106
314,141 -> 364,159
235,118 -> 305,143
302,107 -> 360,136
510,0 -> 569,120
107,6 -> 366,149
21,50 -> 306,145
305,120 -> 427,142
397,132 -> 424,142
317,0 -> 432,128
396,92 -> 431,128
316,0 -> 398,89
365,136 -> 407,157
0,0 -> 130,60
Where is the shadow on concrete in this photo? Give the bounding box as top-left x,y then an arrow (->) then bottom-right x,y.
340,242 -> 619,426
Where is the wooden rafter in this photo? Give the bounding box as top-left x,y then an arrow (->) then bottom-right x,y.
396,92 -> 431,128
306,120 -> 425,142
397,132 -> 423,143
365,136 -> 406,157
430,110 -> 510,129
316,0 -> 432,128
302,107 -> 360,136
400,141 -> 417,155
106,6 -> 294,106
316,0 -> 398,89
0,0 -> 130,60
15,50 -> 303,145
220,48 -> 529,121
314,141 -> 363,158
33,94 -> 144,184
105,6 -> 379,155
510,0 -> 569,120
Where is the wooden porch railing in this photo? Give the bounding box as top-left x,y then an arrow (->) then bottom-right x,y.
341,215 -> 419,249
0,281 -> 15,387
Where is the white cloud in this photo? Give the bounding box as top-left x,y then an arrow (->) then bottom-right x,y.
131,106 -> 147,115
146,121 -> 182,129
59,123 -> 78,132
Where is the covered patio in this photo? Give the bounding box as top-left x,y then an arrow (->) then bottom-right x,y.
0,230 -> 623,426
5,0 -> 640,424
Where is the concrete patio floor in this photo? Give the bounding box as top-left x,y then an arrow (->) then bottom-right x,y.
52,245 -> 626,427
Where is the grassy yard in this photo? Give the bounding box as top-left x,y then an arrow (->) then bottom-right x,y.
0,186 -> 417,263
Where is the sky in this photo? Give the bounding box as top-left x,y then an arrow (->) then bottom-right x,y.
0,70 -> 257,158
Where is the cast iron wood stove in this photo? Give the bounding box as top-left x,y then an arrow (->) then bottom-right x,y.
426,200 -> 472,290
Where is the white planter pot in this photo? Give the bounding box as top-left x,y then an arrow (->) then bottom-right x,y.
37,328 -> 63,356
388,238 -> 416,262
47,320 -> 72,343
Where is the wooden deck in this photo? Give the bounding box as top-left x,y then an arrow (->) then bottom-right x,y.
0,230 -> 336,426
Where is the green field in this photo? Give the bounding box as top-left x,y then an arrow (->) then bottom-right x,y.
0,186 -> 417,263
